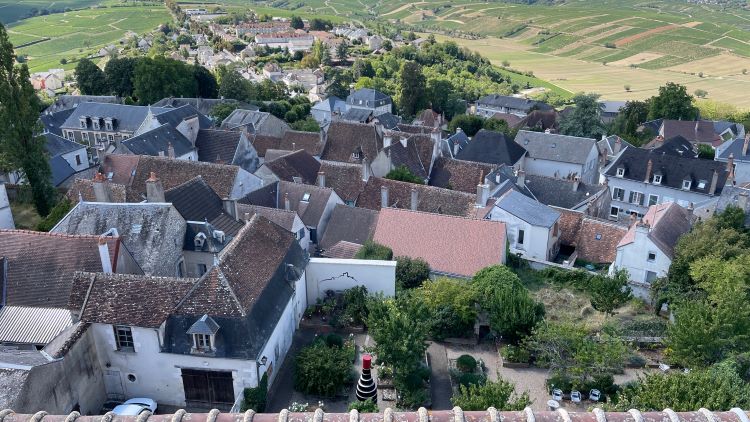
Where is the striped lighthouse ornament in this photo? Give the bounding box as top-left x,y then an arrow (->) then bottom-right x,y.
356,354 -> 378,401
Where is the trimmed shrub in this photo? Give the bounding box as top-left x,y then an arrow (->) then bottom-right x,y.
501,345 -> 530,364
348,399 -> 378,412
458,372 -> 486,388
457,354 -> 477,373
326,333 -> 344,348
241,373 -> 267,412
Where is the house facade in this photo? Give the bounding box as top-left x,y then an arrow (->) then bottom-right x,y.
515,130 -> 600,185
475,94 -> 551,118
346,88 -> 392,117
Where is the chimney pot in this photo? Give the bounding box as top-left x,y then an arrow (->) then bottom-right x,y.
317,171 -> 326,187
146,172 -> 165,202
380,185 -> 389,208
573,176 -> 580,192
645,159 -> 653,183
410,187 -> 418,211
98,238 -> 113,274
92,173 -> 112,202
743,134 -> 750,156
284,192 -> 291,211
517,170 -> 526,188
709,168 -> 719,195
167,142 -> 175,159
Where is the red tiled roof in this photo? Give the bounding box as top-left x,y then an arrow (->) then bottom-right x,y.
102,154 -> 140,185
373,208 -> 505,277
321,240 -> 363,259
617,202 -> 692,258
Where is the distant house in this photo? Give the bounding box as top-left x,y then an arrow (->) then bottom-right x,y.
274,181 -> 344,244
373,207 -> 506,278
30,69 -> 64,91
599,101 -> 626,124
518,173 -> 611,217
254,150 -> 322,185
195,129 -> 260,173
456,129 -> 526,169
515,130 -> 600,185
486,189 -> 561,262
346,88 -> 393,117
311,96 -> 347,124
357,177 -> 481,217
655,119 -> 744,147
44,132 -> 90,187
371,131 -> 440,182
610,202 -> 693,299
602,146 -> 729,220
475,94 -> 551,118
321,121 -> 383,164
220,109 -> 290,137
237,203 -> 310,250
716,134 -> 750,184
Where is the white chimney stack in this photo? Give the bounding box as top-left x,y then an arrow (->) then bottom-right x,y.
410,187 -> 418,211
98,238 -> 113,274
380,185 -> 389,208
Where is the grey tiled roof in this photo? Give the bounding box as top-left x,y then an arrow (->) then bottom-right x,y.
44,133 -> 83,157
40,108 -> 74,136
514,130 -> 597,165
121,124 -> 194,157
319,204 -> 378,250
347,88 -> 391,103
457,129 -> 526,166
477,94 -> 551,112
186,315 -> 220,335
523,174 -> 606,210
278,181 -> 336,228
718,137 -> 750,161
165,176 -> 243,236
152,97 -> 258,115
153,104 -> 213,129
236,204 -> 297,231
60,103 -> 169,132
220,109 -> 268,130
0,306 -> 74,345
341,108 -> 373,123
263,150 -> 321,184
195,129 -> 242,164
49,155 -> 75,187
494,190 -> 561,228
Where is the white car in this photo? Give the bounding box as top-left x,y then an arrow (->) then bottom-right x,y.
112,398 -> 158,416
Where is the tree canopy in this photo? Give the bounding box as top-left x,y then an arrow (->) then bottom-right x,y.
559,93 -> 607,139
75,58 -> 108,95
648,82 -> 698,121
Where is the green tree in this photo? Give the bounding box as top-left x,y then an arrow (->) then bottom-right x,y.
193,62 -> 218,98
448,114 -> 484,136
559,93 -> 606,138
75,58 -> 108,95
133,56 -> 197,104
451,379 -> 531,411
326,68 -> 352,99
104,57 -> 138,97
366,298 -> 429,376
610,100 -> 650,146
210,102 -> 239,123
398,60 -> 426,118
588,269 -> 632,316
290,15 -> 304,30
336,40 -> 349,60
309,18 -> 332,31
218,69 -> 254,102
0,23 -> 56,215
294,340 -> 353,397
352,59 -> 374,79
309,39 -> 330,67
648,82 -> 698,120
290,117 -> 321,131
419,278 -> 478,339
396,256 -> 430,289
355,240 -> 393,260
483,118 -> 510,135
385,165 -> 423,184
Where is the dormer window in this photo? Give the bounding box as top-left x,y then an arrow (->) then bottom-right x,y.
682,180 -> 692,190
79,117 -> 88,129
697,180 -> 707,190
194,232 -> 207,251
616,167 -> 625,178
187,315 -> 219,354
92,118 -> 101,130
302,192 -> 310,202
105,118 -> 114,131
653,174 -> 662,185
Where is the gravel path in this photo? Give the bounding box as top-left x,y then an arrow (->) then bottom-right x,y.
427,342 -> 453,410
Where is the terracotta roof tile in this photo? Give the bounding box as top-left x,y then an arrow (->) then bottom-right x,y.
373,208 -> 506,277
554,207 -> 628,263
617,202 -> 692,258
322,241 -> 363,259
429,157 -> 498,194
357,177 -> 478,217
263,150 -> 321,184
65,178 -> 127,203
252,131 -> 322,157
101,154 -> 140,185
129,155 -> 240,200
195,129 -> 242,164
319,160 -> 367,203
321,121 -> 382,163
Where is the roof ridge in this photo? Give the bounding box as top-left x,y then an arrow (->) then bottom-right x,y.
0,229 -> 121,241
73,271 -> 198,283
382,207 -> 504,224
139,154 -> 240,173
164,174 -> 206,193
377,177 -> 476,198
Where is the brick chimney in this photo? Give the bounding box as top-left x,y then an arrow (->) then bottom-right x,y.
97,237 -> 113,274
573,176 -> 580,192
517,170 -> 526,188
410,187 -> 418,211
380,185 -> 389,208
476,183 -> 489,208
223,198 -> 238,219
167,142 -> 175,159
317,171 -> 326,188
644,159 -> 653,183
727,153 -> 736,185
146,172 -> 165,202
613,137 -> 622,155
92,172 -> 112,202
709,169 -> 719,195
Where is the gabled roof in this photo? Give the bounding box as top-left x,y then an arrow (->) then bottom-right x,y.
252,131 -> 322,157
121,124 -> 194,157
51,202 -> 186,277
60,103 -> 169,132
357,177 -> 478,217
383,133 -> 434,180
66,178 -> 127,204
187,314 -> 220,335
429,157 -> 498,194
153,104 -> 213,130
373,112 -> 401,130
717,136 -> 750,162
236,204 -> 298,232
457,129 -> 526,166
319,160 -> 367,203
646,135 -> 698,158
221,109 -> 290,135
319,204 -> 378,250
661,119 -> 718,144
604,146 -> 729,195
598,135 -> 633,157
240,182 -> 278,208
514,130 -> 596,165
373,208 -> 506,278
0,230 -> 119,308
69,273 -> 196,328
45,95 -> 120,114
321,240 -> 363,259
49,155 -> 75,187
311,96 -> 346,113
152,97 -> 258,116
617,202 -> 693,258
555,207 -> 628,264
44,132 -> 83,157
347,88 -> 391,103
321,121 -> 382,163
518,110 -> 559,131
494,189 -> 561,228
278,181 -> 337,227
40,108 -> 75,136
101,154 -> 140,185
195,129 -> 242,164
263,150 -> 321,184
441,129 -> 470,157
341,108 -> 373,123
0,306 -> 74,345
477,94 -> 551,112
523,174 -> 606,210
165,176 -> 243,236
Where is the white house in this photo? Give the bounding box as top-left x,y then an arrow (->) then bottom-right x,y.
0,183 -> 14,229
475,94 -> 552,118
610,202 -> 693,300
346,88 -> 392,117
515,130 -> 600,185
487,189 -> 561,261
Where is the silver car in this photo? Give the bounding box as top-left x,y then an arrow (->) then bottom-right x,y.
112,398 -> 158,415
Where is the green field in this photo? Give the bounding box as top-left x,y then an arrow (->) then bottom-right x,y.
6,4 -> 169,72
0,0 -> 104,24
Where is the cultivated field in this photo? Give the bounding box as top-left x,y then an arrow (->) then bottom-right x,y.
6,4 -> 169,72
0,0 -> 101,24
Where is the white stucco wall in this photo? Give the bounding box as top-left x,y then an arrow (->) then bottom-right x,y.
230,169 -> 263,200
605,176 -> 717,219
61,148 -> 89,172
0,184 -> 15,229
488,207 -> 554,261
305,258 -> 396,305
612,230 -> 672,300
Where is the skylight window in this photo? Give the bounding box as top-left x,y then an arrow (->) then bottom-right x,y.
302,193 -> 310,202
697,180 -> 707,190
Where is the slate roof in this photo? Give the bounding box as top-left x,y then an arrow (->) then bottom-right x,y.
263,150 -> 321,184
50,155 -> 75,187
166,215 -> 306,359
0,347 -> 50,368
40,108 -> 75,136
51,202 -> 186,277
373,112 -> 401,130
69,273 -> 196,328
311,96 -> 346,113
429,157 -> 498,194
45,95 -> 120,114
341,108 -> 373,123
121,124 -> 194,157
278,181 -> 336,227
661,119 -> 718,144
617,202 -> 693,258
0,306 -> 74,345
441,129 -> 470,158
457,129 -> 526,166
252,132 -> 322,157
319,204 -> 378,250
523,174 -> 606,210
187,315 -> 220,335
383,133 -> 435,180
152,97 -> 258,116
514,130 -> 596,165
44,132 -> 82,157
357,177 -> 478,217
477,94 -> 551,112
598,135 -> 633,158
647,135 -> 698,158
60,103 -> 169,132
153,104 -> 213,130
600,101 -> 626,114
165,176 -> 243,236
321,121 -> 382,163
240,182 -> 278,208
717,137 -> 750,161
373,208 -> 506,278
604,146 -> 729,196
221,109 -> 287,134
0,230 -> 119,308
319,161 -> 367,203
195,129 -> 242,164
129,155 -> 248,200
236,204 -> 297,231
494,189 -> 561,228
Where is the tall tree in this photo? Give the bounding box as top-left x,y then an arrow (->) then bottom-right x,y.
104,57 -> 138,97
648,82 -> 698,120
588,269 -> 632,316
290,15 -> 304,30
133,56 -> 198,104
610,100 -> 650,145
75,58 -> 108,95
398,60 -> 426,118
193,62 -> 218,98
326,68 -> 352,99
559,93 -> 607,139
0,23 -> 56,215
336,39 -> 349,60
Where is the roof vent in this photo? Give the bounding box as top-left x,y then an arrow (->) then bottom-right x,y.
551,143 -> 557,148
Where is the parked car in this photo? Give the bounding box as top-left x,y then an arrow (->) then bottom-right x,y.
551,389 -> 563,401
112,398 -> 158,415
571,390 -> 582,403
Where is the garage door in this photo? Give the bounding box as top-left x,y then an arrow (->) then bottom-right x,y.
181,369 -> 235,410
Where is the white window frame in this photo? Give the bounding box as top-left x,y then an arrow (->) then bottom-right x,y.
682,180 -> 691,190
630,191 -> 644,206
108,134 -> 115,141
114,325 -> 135,352
653,174 -> 662,185
609,206 -> 619,218
648,194 -> 659,206
517,229 -> 525,245
192,333 -> 213,352
612,187 -> 625,201
82,132 -> 89,142
92,120 -> 100,130
616,168 -> 625,178
647,251 -> 657,262
105,121 -> 113,131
